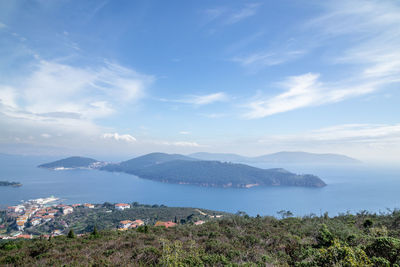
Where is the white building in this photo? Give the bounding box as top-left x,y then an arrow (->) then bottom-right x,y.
62,206 -> 74,215
31,218 -> 41,226
115,203 -> 130,210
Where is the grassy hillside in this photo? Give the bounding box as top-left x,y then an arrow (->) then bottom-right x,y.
2,210 -> 400,266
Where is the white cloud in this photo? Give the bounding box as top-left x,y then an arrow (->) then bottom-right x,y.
0,58 -> 153,149
244,0 -> 400,118
0,22 -> 6,29
102,133 -> 137,143
225,3 -> 261,25
41,133 -> 51,138
244,73 -> 379,118
179,131 -> 190,135
183,92 -> 228,106
200,113 -> 227,119
0,86 -> 18,108
232,50 -> 305,68
162,141 -> 201,147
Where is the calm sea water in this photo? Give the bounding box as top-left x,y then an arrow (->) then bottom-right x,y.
0,154 -> 399,217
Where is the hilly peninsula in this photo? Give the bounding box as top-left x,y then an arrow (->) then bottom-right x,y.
40,153 -> 326,188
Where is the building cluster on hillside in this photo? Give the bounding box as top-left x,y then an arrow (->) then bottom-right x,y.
5,198 -> 75,232
1,199 -> 210,240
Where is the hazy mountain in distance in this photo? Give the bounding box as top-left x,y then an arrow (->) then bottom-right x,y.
254,152 -> 361,164
189,152 -> 249,163
189,151 -> 360,164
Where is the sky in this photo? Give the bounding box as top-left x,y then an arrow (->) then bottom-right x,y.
0,0 -> 399,163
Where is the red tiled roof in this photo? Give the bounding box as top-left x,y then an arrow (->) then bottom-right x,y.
115,203 -> 129,207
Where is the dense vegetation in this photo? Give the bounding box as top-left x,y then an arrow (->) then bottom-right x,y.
38,156 -> 98,169
0,181 -> 22,187
101,153 -> 326,188
2,210 -> 400,266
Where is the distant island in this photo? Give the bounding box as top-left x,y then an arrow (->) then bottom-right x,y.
0,181 -> 22,187
190,151 -> 361,164
39,153 -> 326,188
38,156 -> 107,170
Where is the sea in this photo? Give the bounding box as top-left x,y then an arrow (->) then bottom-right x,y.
1,154 -> 399,217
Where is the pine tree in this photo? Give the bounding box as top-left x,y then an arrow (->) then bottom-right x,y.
67,229 -> 76,239
92,225 -> 99,237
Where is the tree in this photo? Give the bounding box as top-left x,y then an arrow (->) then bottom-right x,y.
67,229 -> 76,239
277,210 -> 293,219
91,225 -> 99,237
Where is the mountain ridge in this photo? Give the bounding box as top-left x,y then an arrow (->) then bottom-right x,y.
189,151 -> 360,164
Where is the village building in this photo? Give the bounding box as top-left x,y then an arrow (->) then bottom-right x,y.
115,203 -> 130,210
30,218 -> 41,226
62,206 -> 73,215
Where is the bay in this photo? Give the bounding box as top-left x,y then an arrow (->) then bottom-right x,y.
0,154 -> 399,217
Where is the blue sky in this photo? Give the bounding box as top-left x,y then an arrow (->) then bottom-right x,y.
0,0 -> 399,163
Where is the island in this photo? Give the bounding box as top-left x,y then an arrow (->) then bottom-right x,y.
40,153 -> 326,188
38,156 -> 107,170
0,181 -> 22,187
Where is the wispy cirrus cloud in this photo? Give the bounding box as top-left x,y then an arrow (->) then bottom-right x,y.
185,92 -> 228,105
232,50 -> 305,69
203,3 -> 261,26
162,92 -> 229,106
244,0 -> 400,119
244,73 -> 378,119
224,3 -> 261,25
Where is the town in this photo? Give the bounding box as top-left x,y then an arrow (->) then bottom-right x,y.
0,197 -> 221,240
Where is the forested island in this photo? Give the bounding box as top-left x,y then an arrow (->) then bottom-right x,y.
39,153 -> 326,188
0,181 -> 22,187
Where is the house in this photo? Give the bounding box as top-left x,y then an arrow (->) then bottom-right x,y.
84,203 -> 95,209
16,234 -> 32,239
118,219 -> 144,230
118,220 -> 134,230
8,205 -> 24,213
72,204 -> 81,208
133,219 -> 144,226
194,220 -> 205,225
52,229 -> 62,236
42,215 -> 54,222
16,221 -> 25,231
155,221 -> 177,228
62,206 -> 73,215
115,203 -> 130,211
31,218 -> 41,226
47,209 -> 59,216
